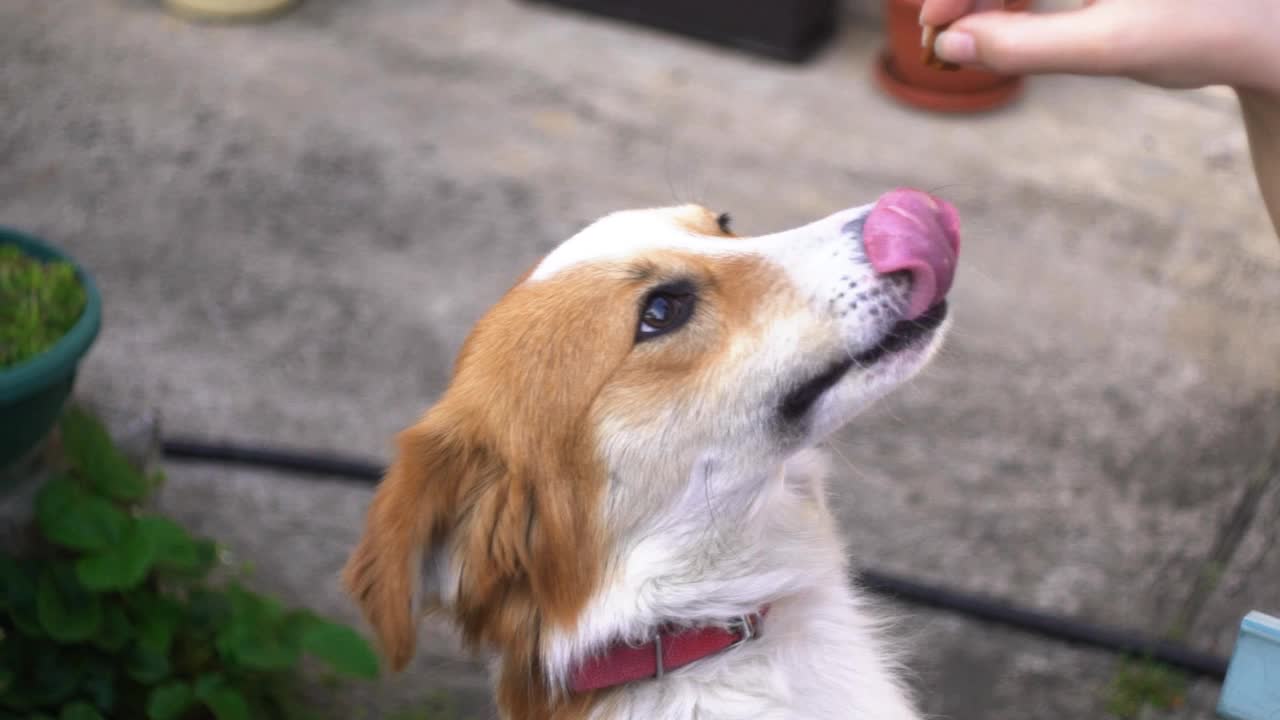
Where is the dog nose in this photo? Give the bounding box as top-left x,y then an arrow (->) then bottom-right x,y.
862,188 -> 960,320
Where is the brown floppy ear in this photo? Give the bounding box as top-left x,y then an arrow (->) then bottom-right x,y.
342,414 -> 488,671
343,403 -> 605,672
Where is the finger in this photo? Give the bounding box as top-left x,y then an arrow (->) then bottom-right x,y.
918,0 -> 990,28
939,3 -> 1129,76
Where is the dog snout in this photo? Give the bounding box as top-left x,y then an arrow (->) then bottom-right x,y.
861,188 -> 960,320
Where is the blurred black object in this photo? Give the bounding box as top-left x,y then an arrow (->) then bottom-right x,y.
162,436 -> 1232,683
520,0 -> 839,63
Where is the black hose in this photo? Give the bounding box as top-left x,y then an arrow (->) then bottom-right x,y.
857,568 -> 1228,681
162,437 -> 384,481
160,438 -> 1232,682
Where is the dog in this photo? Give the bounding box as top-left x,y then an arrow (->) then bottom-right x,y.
343,188 -> 960,719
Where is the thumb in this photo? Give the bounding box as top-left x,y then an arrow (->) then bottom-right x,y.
938,4 -> 1129,76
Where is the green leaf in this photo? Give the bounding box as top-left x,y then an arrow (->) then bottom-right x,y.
193,673 -> 224,699
203,687 -> 251,720
185,588 -> 231,633
35,477 -> 128,552
300,616 -> 380,679
0,629 -> 29,702
0,556 -> 20,609
235,634 -> 300,672
126,641 -> 170,684
214,589 -> 299,671
92,602 -> 133,652
146,681 -> 195,720
22,643 -> 81,706
36,567 -> 102,643
60,408 -> 150,502
124,587 -> 182,620
136,611 -> 176,657
139,516 -> 215,576
125,591 -> 181,656
0,558 -> 42,636
75,519 -> 156,591
194,676 -> 250,720
59,702 -> 103,720
228,584 -> 283,621
78,656 -> 116,713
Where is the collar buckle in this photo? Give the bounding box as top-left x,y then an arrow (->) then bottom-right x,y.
653,633 -> 666,679
728,612 -> 761,648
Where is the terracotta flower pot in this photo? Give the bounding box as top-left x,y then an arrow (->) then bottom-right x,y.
875,0 -> 1031,113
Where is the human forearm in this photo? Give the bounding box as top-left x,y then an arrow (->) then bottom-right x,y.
1237,89 -> 1280,240
920,0 -> 1280,239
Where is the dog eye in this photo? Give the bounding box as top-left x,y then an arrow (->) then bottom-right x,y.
716,212 -> 732,234
637,289 -> 696,342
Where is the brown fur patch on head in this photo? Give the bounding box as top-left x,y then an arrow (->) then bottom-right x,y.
343,220 -> 792,718
342,262 -> 662,714
595,252 -> 793,431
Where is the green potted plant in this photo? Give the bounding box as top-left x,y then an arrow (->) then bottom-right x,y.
0,407 -> 381,719
0,227 -> 102,471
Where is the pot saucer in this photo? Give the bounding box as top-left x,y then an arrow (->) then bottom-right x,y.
874,49 -> 1022,113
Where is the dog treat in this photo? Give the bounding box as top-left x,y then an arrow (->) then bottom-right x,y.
921,22 -> 962,71
922,1 -> 1013,71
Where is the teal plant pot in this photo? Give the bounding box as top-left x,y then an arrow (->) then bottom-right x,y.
0,227 -> 101,471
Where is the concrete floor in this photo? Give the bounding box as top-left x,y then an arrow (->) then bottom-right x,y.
3,0 -> 1279,717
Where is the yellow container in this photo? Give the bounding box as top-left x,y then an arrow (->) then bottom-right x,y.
165,0 -> 297,22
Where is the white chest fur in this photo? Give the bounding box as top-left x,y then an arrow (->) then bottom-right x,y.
535,451 -> 922,720
587,584 -> 921,720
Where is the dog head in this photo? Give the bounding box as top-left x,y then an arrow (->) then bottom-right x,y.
343,189 -> 959,695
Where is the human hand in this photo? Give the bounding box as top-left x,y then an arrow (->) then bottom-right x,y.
919,0 -> 1280,94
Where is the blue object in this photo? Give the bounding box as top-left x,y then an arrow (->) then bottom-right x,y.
1218,611 -> 1280,720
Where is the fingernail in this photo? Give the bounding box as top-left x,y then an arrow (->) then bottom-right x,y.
920,26 -> 929,47
934,31 -> 977,63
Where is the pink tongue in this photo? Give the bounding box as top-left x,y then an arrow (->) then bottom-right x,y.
863,188 -> 961,320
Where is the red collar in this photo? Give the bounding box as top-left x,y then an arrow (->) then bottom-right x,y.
569,606 -> 770,694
